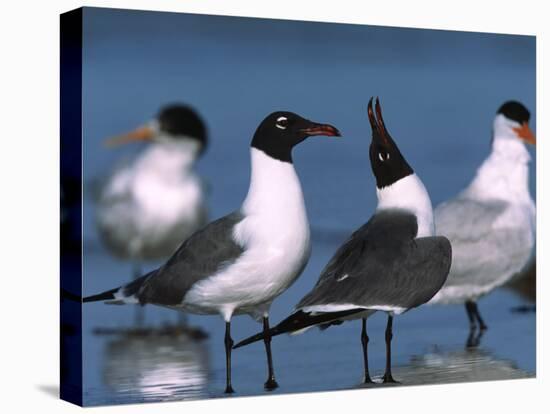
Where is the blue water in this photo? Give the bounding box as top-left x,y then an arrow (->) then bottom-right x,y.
79,7 -> 536,406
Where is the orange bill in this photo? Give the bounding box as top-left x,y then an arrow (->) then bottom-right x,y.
513,122 -> 536,145
104,125 -> 155,147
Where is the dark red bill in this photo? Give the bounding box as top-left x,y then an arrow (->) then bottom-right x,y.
300,123 -> 341,137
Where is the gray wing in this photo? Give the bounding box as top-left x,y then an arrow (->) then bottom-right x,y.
435,196 -> 507,242
434,196 -> 528,288
137,212 -> 245,306
297,210 -> 452,311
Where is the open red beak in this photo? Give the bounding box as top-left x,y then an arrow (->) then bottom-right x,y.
104,125 -> 155,147
513,122 -> 536,145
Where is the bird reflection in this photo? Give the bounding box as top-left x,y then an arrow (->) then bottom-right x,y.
388,347 -> 531,385
466,328 -> 485,349
102,332 -> 210,401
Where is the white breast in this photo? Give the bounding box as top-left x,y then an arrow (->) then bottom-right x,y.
462,133 -> 535,268
132,145 -> 203,232
97,141 -> 205,259
183,149 -> 311,321
465,135 -> 532,203
429,132 -> 535,304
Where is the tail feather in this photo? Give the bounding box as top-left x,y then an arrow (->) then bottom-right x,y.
233,308 -> 364,349
83,288 -> 118,303
83,272 -> 153,304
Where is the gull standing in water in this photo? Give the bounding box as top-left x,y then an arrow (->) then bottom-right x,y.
85,111 -> 341,393
429,101 -> 535,345
234,98 -> 452,385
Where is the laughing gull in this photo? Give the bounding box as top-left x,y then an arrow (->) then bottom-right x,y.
85,111 -> 341,393
234,98 -> 452,384
95,104 -> 208,324
429,101 -> 536,339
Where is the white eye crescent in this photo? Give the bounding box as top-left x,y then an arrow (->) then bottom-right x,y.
276,116 -> 288,130
378,152 -> 390,162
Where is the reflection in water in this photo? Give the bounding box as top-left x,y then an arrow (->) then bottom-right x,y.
466,329 -> 486,349
102,333 -> 210,402
391,348 -> 532,385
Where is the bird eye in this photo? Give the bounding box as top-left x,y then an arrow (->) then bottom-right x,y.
276,116 -> 289,130
378,152 -> 390,162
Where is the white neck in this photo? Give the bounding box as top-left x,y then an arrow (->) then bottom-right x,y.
465,116 -> 532,202
135,139 -> 199,178
242,148 -> 306,216
492,113 -> 527,144
376,173 -> 435,237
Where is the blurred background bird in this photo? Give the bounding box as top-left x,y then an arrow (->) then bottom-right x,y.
429,101 -> 535,346
95,104 -> 209,327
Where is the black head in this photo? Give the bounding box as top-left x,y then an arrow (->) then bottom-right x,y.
157,104 -> 208,153
105,103 -> 208,154
497,101 -> 530,124
251,111 -> 341,163
496,100 -> 535,145
367,97 -> 413,189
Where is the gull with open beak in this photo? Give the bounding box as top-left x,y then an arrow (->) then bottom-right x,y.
233,98 -> 452,385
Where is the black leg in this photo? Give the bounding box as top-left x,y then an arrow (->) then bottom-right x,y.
382,314 -> 399,384
361,318 -> 374,383
472,302 -> 488,331
132,262 -> 144,327
465,301 -> 487,348
466,300 -> 488,330
262,316 -> 279,390
224,321 -> 235,394
465,301 -> 476,331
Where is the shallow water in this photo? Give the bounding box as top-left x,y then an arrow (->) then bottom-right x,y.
77,8 -> 536,406
81,236 -> 535,406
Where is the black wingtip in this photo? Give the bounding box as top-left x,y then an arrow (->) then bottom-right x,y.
233,308 -> 365,350
233,332 -> 267,349
233,313 -> 301,349
83,288 -> 118,303
83,272 -> 153,304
